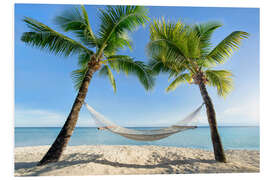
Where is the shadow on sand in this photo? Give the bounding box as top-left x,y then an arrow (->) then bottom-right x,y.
15,152 -> 216,176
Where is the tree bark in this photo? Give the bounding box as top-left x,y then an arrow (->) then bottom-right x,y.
37,65 -> 97,166
198,77 -> 227,163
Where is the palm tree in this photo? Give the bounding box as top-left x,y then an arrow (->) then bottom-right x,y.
147,19 -> 248,162
21,5 -> 154,165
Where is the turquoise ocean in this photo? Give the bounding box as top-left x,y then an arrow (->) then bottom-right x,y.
15,127 -> 259,150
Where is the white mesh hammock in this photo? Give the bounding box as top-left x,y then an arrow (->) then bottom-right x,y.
84,102 -> 204,141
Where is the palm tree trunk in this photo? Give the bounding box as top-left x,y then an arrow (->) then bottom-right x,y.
198,80 -> 227,163
37,66 -> 97,166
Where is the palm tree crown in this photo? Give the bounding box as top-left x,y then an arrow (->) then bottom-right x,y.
148,19 -> 249,97
21,5 -> 154,92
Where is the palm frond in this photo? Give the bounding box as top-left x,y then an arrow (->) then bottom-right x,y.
148,59 -> 172,75
148,42 -> 188,70
148,19 -> 201,60
207,31 -> 249,64
194,21 -> 222,56
147,39 -> 187,65
166,73 -> 192,92
77,52 -> 92,67
21,17 -> 92,56
196,57 -> 217,69
71,66 -> 89,90
148,19 -> 187,59
54,6 -> 97,47
149,18 -> 186,42
103,32 -> 133,56
205,69 -> 233,97
106,55 -> 155,90
99,65 -> 117,93
97,6 -> 149,55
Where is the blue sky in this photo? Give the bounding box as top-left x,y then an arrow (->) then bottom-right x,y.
15,4 -> 259,127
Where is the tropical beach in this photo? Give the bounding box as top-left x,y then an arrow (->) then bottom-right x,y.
14,126 -> 260,175
15,145 -> 259,176
14,3 -> 259,176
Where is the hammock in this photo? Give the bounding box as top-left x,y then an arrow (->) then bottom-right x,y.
84,102 -> 204,141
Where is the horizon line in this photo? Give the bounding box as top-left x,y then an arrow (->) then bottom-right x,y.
15,125 -> 260,128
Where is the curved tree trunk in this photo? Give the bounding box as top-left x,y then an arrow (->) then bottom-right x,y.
198,79 -> 227,163
38,65 -> 97,166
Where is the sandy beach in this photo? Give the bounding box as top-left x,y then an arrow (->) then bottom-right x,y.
14,145 -> 259,176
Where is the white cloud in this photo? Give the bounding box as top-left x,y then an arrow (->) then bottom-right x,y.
15,107 -> 65,127
213,96 -> 260,126
15,107 -> 96,127
222,98 -> 259,123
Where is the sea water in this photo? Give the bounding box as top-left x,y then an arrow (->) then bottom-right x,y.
15,126 -> 259,150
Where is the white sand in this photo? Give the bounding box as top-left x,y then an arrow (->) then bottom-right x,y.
14,145 -> 259,176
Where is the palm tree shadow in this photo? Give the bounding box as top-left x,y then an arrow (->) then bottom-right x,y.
87,151 -> 216,174
16,152 -> 216,176
15,154 -> 103,176
15,162 -> 38,171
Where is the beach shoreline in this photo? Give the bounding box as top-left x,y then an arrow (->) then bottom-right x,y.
14,145 -> 259,176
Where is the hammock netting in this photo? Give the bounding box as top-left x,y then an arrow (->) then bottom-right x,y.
84,103 -> 204,141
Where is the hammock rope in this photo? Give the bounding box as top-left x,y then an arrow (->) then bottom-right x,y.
84,102 -> 204,141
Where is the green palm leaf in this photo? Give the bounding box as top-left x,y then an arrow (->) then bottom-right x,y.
148,60 -> 172,75
194,21 -> 222,56
21,17 -> 92,56
77,52 -> 92,67
205,70 -> 233,97
107,55 -> 155,90
97,6 -> 149,56
102,32 -> 133,56
207,31 -> 249,64
99,65 -> 117,93
149,19 -> 201,60
71,67 -> 89,90
54,5 -> 97,47
148,19 -> 187,59
148,41 -> 188,72
166,73 -> 192,92
147,39 -> 186,66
